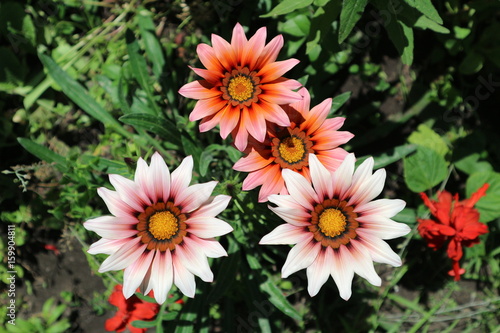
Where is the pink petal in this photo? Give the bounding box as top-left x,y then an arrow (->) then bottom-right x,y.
197,43 -> 223,72
259,223 -> 310,245
190,98 -> 227,121
134,157 -> 151,199
170,156 -> 193,200
175,181 -> 218,213
190,194 -> 231,218
355,230 -> 402,266
172,252 -> 196,298
241,107 -> 267,143
268,205 -> 312,227
84,216 -> 138,239
354,199 -> 406,218
87,238 -> 129,255
151,250 -> 174,304
289,87 -> 311,117
178,80 -> 222,99
302,98 -> 331,135
242,27 -> 266,68
258,164 -> 285,202
189,66 -> 223,84
346,157 -> 374,198
332,153 -> 355,200
260,84 -> 303,104
347,169 -> 386,206
99,237 -> 146,272
123,250 -> 155,298
189,235 -> 228,258
316,149 -> 349,172
330,247 -> 355,300
187,216 -> 233,238
357,215 -> 411,239
230,23 -> 247,59
321,117 -> 347,131
282,169 -> 319,211
233,148 -> 274,172
175,238 -> 213,282
282,237 -> 320,278
312,130 -> 354,150
251,101 -> 290,127
257,59 -> 300,83
254,34 -> 284,69
309,154 -> 333,200
109,174 -> 149,212
211,34 -> 237,71
232,120 -> 250,152
268,194 -> 307,211
219,106 -> 241,139
306,247 -> 334,296
97,187 -> 134,217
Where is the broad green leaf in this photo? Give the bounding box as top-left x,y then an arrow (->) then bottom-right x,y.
408,124 -> 449,157
403,146 -> 448,193
38,54 -> 131,138
261,0 -> 313,17
413,16 -> 450,34
260,280 -> 302,321
405,0 -> 443,24
17,138 -> 68,172
119,113 -> 181,146
454,153 -> 492,175
393,207 -> 417,224
280,14 -> 311,37
466,171 -> 500,222
329,91 -> 351,115
373,144 -> 417,169
137,9 -> 165,79
385,18 -> 414,65
338,0 -> 369,43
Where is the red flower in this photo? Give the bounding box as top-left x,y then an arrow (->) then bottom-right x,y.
417,184 -> 489,280
105,285 -> 159,333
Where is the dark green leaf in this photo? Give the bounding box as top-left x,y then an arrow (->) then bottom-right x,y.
131,320 -> 158,328
405,0 -> 443,24
38,53 -> 131,138
403,146 -> 448,193
261,0 -> 313,17
330,91 -> 351,115
17,138 -> 68,172
119,113 -> 181,146
137,8 -> 165,79
338,0 -> 369,43
466,171 -> 500,223
373,144 -> 417,169
260,280 -> 302,321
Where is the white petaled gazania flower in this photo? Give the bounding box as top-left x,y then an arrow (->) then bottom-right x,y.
260,153 -> 410,299
84,153 -> 233,304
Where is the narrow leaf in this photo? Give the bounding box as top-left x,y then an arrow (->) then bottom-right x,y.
260,280 -> 302,321
119,113 -> 182,146
137,9 -> 165,79
17,138 -> 68,172
261,0 -> 313,17
405,0 -> 443,24
330,91 -> 351,115
338,0 -> 369,43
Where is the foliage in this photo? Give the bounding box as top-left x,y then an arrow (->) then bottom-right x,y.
1,0 -> 499,332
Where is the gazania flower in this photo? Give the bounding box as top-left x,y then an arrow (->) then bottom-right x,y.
178,23 -> 302,151
418,183 -> 489,280
105,284 -> 159,333
260,154 -> 410,299
84,153 -> 233,304
233,88 -> 354,202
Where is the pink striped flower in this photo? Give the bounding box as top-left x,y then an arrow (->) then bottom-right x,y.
84,153 -> 233,304
179,23 -> 302,151
260,154 -> 410,299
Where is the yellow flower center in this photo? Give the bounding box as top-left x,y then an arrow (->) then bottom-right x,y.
148,211 -> 178,240
278,136 -> 306,164
318,208 -> 347,238
228,75 -> 255,102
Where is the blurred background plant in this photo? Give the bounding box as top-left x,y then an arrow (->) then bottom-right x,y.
1,0 -> 499,332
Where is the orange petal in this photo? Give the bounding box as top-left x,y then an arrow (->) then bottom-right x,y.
257,59 -> 300,83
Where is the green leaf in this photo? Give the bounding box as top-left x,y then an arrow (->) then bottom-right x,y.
373,144 -> 417,169
403,146 -> 448,193
338,0 -> 369,43
393,208 -> 417,224
280,14 -> 311,37
119,113 -> 181,146
408,124 -> 449,157
260,280 -> 302,321
131,319 -> 158,328
38,53 -> 131,138
385,18 -> 414,65
404,0 -> 443,24
17,138 -> 68,172
413,16 -> 450,34
466,171 -> 500,223
137,9 -> 165,79
454,153 -> 492,175
261,0 -> 313,17
330,91 -> 351,115
459,51 -> 484,75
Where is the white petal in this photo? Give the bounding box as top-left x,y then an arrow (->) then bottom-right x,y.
268,205 -> 311,227
151,250 -> 174,304
354,199 -> 406,218
332,153 -> 355,200
173,253 -> 196,298
268,194 -> 304,211
281,237 -> 320,278
259,224 -> 311,245
282,169 -> 319,211
140,259 -> 154,295
186,216 -> 233,238
175,238 -> 213,282
190,195 -> 231,218
348,242 -> 381,287
309,154 -> 333,200
349,156 -> 374,195
355,230 -> 402,266
175,181 -> 217,213
307,247 -> 334,297
134,157 -> 152,199
347,169 -> 386,206
170,156 -> 193,200
109,174 -> 149,212
98,237 -> 146,272
330,247 -> 354,300
84,216 -> 138,239
87,238 -> 129,255
149,152 -> 171,203
123,250 -> 155,298
357,215 -> 411,239
189,236 -> 228,258
97,187 -> 134,217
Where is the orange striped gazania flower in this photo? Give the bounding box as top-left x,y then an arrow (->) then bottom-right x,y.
233,88 -> 354,202
178,23 -> 302,151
